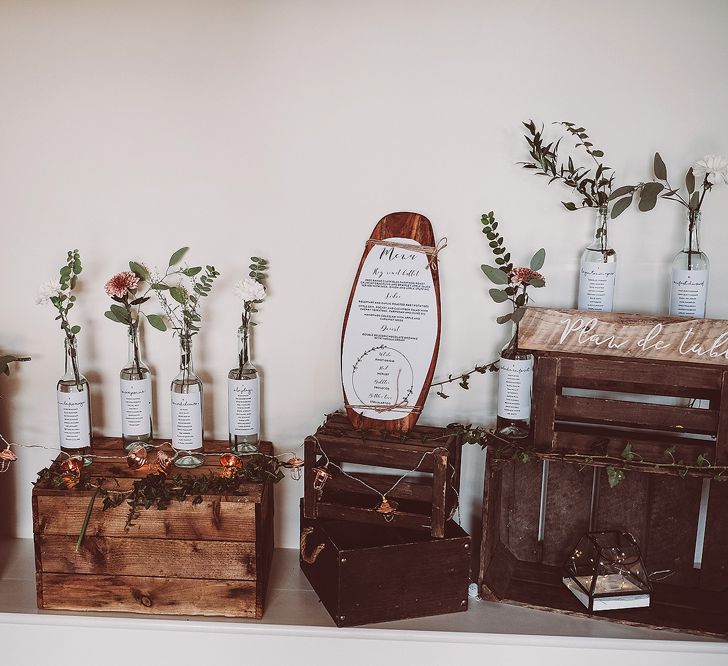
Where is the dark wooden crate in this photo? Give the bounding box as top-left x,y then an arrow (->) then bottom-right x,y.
300,499 -> 471,627
304,412 -> 461,538
33,438 -> 275,619
479,453 -> 728,638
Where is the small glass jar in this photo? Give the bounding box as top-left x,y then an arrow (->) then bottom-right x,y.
577,204 -> 617,312
57,337 -> 92,464
171,336 -> 204,468
120,322 -> 153,451
496,323 -> 533,439
669,210 -> 709,318
228,323 -> 260,453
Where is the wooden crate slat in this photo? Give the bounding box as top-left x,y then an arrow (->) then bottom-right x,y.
325,472 -> 433,503
39,573 -> 258,617
505,459 -> 543,562
715,370 -> 728,465
314,502 -> 431,532
38,535 -> 257,579
555,395 -> 719,434
552,425 -> 716,464
36,494 -> 256,541
557,356 -> 722,392
532,357 -> 559,451
542,461 -> 593,566
593,469 -> 651,547
314,434 -> 438,471
700,479 -> 728,590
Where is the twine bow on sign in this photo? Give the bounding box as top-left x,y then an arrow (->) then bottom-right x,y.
364,237 -> 448,272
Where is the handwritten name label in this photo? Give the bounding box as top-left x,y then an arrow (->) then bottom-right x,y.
518,307 -> 728,366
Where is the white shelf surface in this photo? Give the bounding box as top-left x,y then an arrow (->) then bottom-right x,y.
1,538 -> 726,666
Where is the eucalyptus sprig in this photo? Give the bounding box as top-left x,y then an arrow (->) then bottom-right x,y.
521,120 -> 622,215
480,211 -> 545,348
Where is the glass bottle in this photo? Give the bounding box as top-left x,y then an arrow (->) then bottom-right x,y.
120,322 -> 153,451
577,204 -> 617,312
228,323 -> 260,453
496,322 -> 533,439
57,337 -> 92,464
171,335 -> 204,468
669,210 -> 709,318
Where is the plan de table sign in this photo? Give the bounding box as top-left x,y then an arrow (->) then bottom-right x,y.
518,307 -> 728,366
341,212 -> 442,433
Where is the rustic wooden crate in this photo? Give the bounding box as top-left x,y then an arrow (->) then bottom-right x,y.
33,438 -> 275,619
479,454 -> 728,637
299,500 -> 471,627
304,412 -> 461,538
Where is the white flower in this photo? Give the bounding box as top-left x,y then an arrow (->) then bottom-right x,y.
233,277 -> 265,303
692,154 -> 728,186
35,280 -> 62,305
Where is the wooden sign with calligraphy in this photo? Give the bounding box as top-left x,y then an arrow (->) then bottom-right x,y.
341,212 -> 441,434
518,307 -> 728,366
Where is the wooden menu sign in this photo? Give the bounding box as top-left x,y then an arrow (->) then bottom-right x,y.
341,212 -> 441,433
518,307 -> 728,366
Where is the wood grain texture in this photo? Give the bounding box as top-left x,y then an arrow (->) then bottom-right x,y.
38,535 -> 257,579
341,212 -> 441,434
39,573 -> 258,617
519,307 -> 728,366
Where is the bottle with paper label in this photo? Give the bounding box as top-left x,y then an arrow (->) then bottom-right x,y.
669,210 -> 709,318
578,204 -> 617,312
171,336 -> 204,468
120,322 -> 153,451
228,322 -> 260,453
496,323 -> 533,439
57,337 -> 92,463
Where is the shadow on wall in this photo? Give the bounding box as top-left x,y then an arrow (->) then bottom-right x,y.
0,364 -> 21,547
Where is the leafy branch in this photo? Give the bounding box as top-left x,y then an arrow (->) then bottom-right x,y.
521,120 -> 619,213
431,359 -> 499,399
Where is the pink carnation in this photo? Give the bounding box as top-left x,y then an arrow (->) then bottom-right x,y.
509,267 -> 545,287
105,271 -> 140,298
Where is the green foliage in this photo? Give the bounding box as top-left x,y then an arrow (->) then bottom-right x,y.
520,120 -> 617,211
168,247 -> 189,267
606,466 -> 626,488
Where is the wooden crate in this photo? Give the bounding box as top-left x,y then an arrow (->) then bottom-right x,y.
299,500 -> 471,627
33,438 -> 275,619
304,412 -> 461,538
479,455 -> 728,637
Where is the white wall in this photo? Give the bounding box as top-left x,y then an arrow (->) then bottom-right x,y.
1,0 -> 726,546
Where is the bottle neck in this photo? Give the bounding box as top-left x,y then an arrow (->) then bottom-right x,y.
590,205 -> 610,255
683,210 -> 702,254
64,337 -> 83,388
237,324 -> 250,369
179,336 -> 194,373
127,321 -> 143,371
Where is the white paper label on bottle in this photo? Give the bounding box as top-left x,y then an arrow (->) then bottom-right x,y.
497,356 -> 533,420
578,261 -> 616,312
171,393 -> 202,450
670,269 -> 708,318
228,378 -> 259,436
120,377 -> 152,437
57,389 -> 91,449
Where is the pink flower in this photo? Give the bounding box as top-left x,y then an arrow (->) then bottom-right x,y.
509,267 -> 545,287
105,271 -> 140,298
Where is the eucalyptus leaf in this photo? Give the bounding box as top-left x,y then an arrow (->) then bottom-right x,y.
609,185 -> 635,201
686,167 -> 695,194
170,286 -> 187,305
481,264 -> 509,285
151,282 -> 169,290
529,277 -> 545,288
610,196 -> 633,219
129,261 -> 149,281
104,310 -> 119,322
110,304 -> 131,324
145,314 -> 167,331
489,288 -> 509,303
511,307 -> 526,323
168,247 -> 189,267
496,313 -> 512,324
530,248 -> 545,271
654,152 -> 667,181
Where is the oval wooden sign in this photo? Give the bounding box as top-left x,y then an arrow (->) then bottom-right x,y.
341,212 -> 441,434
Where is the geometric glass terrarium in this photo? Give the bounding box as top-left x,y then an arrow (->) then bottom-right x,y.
562,531 -> 652,612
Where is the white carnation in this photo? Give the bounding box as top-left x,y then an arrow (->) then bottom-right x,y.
35,280 -> 62,305
693,154 -> 728,186
233,277 -> 265,303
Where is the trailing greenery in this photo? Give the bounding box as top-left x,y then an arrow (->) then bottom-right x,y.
431,360 -> 499,399
521,120 -> 625,216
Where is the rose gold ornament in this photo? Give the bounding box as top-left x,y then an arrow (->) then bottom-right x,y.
220,452 -> 243,478
155,451 -> 173,476
59,456 -> 83,488
283,456 -> 304,481
312,465 -> 332,491
0,448 -> 17,473
126,444 -> 148,470
375,497 -> 398,522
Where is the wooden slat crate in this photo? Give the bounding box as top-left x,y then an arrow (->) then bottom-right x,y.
479,454 -> 728,637
33,438 -> 275,619
304,412 -> 461,538
299,500 -> 471,627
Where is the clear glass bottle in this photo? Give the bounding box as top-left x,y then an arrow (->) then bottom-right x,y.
171,336 -> 204,468
228,323 -> 260,453
496,322 -> 533,439
669,210 -> 709,318
120,322 -> 153,451
56,337 -> 92,464
577,204 -> 617,312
